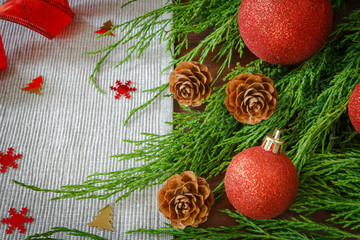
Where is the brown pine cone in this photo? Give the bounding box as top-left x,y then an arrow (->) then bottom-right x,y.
225,73 -> 278,125
169,61 -> 212,107
157,171 -> 214,230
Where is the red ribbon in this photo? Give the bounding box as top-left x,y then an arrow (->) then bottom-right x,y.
0,35 -> 6,70
0,0 -> 74,70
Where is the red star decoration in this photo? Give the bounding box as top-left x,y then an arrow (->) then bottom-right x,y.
1,207 -> 34,234
0,148 -> 22,173
110,80 -> 137,99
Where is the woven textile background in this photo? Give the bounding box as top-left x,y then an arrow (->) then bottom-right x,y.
0,0 -> 172,239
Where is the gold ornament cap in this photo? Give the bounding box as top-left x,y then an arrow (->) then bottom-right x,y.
262,129 -> 283,154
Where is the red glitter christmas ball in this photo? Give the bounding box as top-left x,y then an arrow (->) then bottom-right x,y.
224,130 -> 298,219
349,83 -> 360,133
238,0 -> 333,65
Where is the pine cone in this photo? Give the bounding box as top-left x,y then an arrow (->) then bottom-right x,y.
169,61 -> 212,107
225,73 -> 278,125
157,171 -> 214,230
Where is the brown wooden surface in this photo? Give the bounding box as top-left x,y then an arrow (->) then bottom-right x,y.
174,1 -> 360,233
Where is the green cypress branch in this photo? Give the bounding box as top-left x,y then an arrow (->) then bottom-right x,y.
124,83 -> 169,126
292,149 -> 360,230
88,0 -> 246,123
87,0 -> 244,92
26,213 -> 360,240
128,211 -> 360,240
25,227 -> 107,240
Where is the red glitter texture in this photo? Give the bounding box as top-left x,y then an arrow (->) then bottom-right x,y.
0,147 -> 22,173
110,80 -> 137,99
224,146 -> 298,219
238,0 -> 333,65
1,207 -> 34,234
349,82 -> 360,133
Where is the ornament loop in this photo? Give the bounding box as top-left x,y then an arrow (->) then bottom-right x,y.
262,129 -> 283,154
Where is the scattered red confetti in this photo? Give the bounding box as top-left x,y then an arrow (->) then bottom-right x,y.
0,147 -> 22,173
1,207 -> 34,234
110,80 -> 137,99
21,76 -> 44,94
94,20 -> 115,36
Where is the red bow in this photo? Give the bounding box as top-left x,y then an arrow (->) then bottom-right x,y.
0,0 -> 74,70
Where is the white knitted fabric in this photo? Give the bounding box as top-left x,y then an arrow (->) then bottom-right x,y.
0,0 -> 172,239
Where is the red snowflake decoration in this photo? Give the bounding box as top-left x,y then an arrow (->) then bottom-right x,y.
110,80 -> 137,99
0,148 -> 22,173
1,207 -> 34,234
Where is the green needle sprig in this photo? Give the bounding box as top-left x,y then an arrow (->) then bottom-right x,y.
128,211 -> 360,240
25,227 -> 107,240
89,0 -> 246,124
293,149 -> 360,230
88,0 -> 244,92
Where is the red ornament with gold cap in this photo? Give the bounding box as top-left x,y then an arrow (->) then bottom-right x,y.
224,129 -> 298,219
238,0 -> 333,65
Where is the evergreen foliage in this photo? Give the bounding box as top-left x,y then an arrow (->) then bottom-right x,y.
88,0 -> 350,91
88,0 -> 244,92
25,227 -> 106,240
14,0 -> 360,239
293,150 -> 360,230
129,211 -> 360,239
